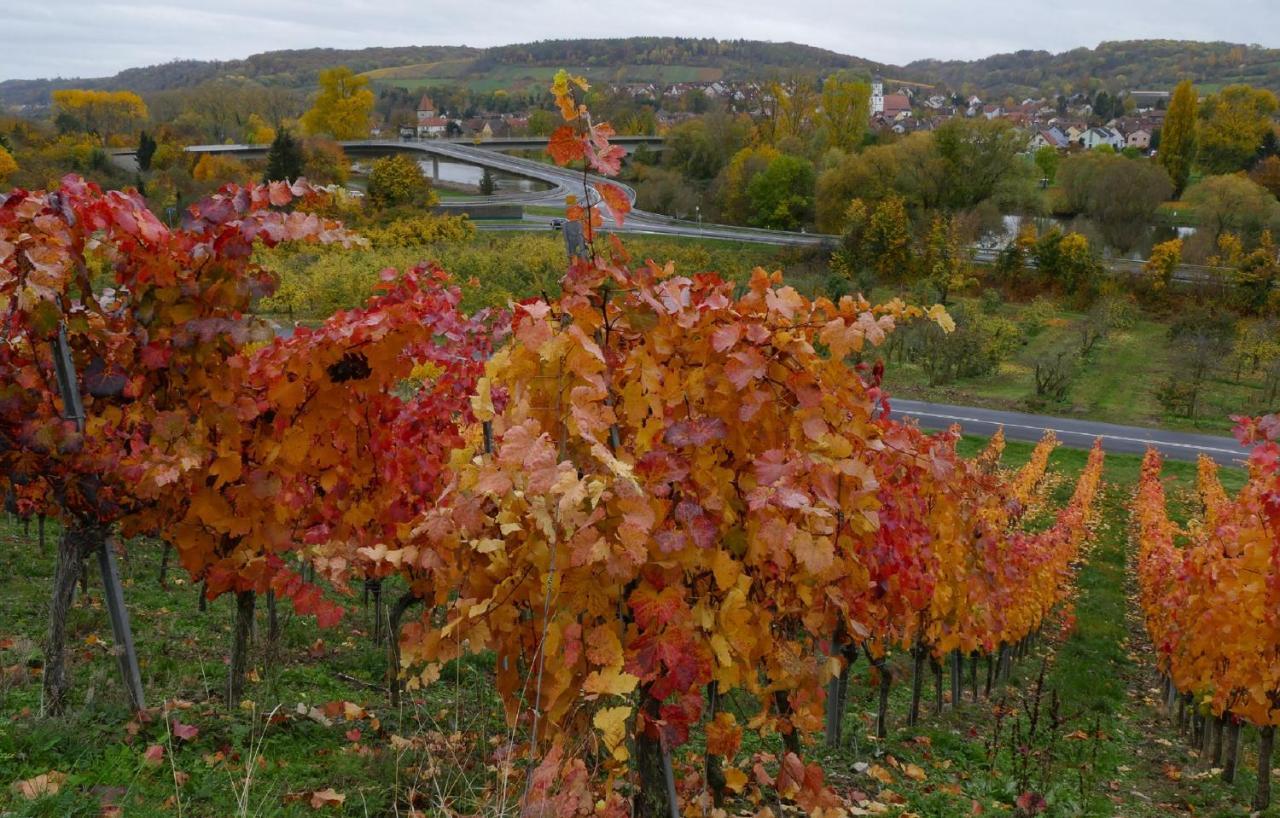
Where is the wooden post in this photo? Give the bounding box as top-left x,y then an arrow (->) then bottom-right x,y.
563,219 -> 588,261
1254,726 -> 1275,812
950,650 -> 962,708
97,537 -> 145,711
1222,716 -> 1241,783
908,645 -> 926,726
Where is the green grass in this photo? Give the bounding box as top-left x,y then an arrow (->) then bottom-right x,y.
3,440 -> 1268,816
884,294 -> 1275,435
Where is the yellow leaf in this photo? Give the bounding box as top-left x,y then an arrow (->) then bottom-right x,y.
583,667 -> 639,696
593,705 -> 631,761
904,763 -> 927,782
723,766 -> 748,793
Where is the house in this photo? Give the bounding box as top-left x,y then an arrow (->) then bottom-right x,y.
416,95 -> 447,138
882,93 -> 911,118
981,104 -> 1003,120
1081,127 -> 1125,150
1125,129 -> 1152,150
1029,127 -> 1070,150
1064,124 -> 1087,144
870,77 -> 885,115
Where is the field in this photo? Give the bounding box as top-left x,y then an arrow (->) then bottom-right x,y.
3,439 -> 1270,816
882,292 -> 1274,434
363,63 -> 722,93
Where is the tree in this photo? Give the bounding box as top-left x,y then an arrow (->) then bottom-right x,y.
1160,80 -> 1198,198
717,144 -> 779,224
192,153 -> 251,184
301,137 -> 350,185
264,128 -> 304,182
1249,154 -> 1280,199
1034,230 -> 1103,298
865,195 -> 914,281
746,153 -> 814,230
300,66 -> 375,140
136,131 -> 157,172
932,118 -> 1031,210
921,214 -> 977,304
1144,238 -> 1183,292
1198,85 -> 1279,174
0,145 -> 16,182
51,89 -> 149,145
1034,146 -> 1059,184
818,74 -> 871,153
1184,174 -> 1280,242
479,166 -> 497,196
367,154 -> 432,208
1057,152 -> 1173,251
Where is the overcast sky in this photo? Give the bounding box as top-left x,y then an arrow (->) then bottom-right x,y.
5,0 -> 1280,82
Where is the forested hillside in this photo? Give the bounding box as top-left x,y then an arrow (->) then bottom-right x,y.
7,37 -> 1280,109
909,40 -> 1280,98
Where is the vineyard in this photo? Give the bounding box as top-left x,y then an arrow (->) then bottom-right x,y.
1,71 -> 1278,816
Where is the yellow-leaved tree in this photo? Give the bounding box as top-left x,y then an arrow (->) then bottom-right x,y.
51,89 -> 149,145
300,67 -> 374,140
0,145 -> 17,182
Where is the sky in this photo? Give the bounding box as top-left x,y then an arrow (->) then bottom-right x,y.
5,0 -> 1280,81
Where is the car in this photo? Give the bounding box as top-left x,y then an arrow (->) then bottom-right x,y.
549,218 -> 564,231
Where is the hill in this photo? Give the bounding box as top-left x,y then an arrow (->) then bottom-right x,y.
907,40 -> 1280,99
0,38 -> 886,107
7,38 -> 1280,110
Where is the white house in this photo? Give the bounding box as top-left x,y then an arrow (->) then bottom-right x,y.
416,95 -> 447,138
1081,127 -> 1125,150
1029,128 -> 1070,150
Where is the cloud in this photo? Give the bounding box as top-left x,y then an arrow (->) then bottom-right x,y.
4,0 -> 1280,81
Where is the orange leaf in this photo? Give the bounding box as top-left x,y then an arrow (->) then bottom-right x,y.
594,183 -> 631,226
547,126 -> 585,166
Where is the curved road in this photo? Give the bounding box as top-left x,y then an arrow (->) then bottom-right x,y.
891,398 -> 1250,466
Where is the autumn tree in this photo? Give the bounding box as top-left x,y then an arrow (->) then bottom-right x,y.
1184,174 -> 1280,242
0,145 -> 16,182
818,74 -> 871,152
367,154 -> 432,208
1160,80 -> 1198,197
1144,238 -> 1183,292
1249,154 -> 1280,199
1198,84 -> 1279,174
52,89 -> 149,145
301,66 -> 375,140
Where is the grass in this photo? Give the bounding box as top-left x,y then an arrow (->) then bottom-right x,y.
3,437 -> 1271,816
883,293 -> 1275,435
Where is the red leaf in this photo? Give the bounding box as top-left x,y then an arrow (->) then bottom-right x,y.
171,720 -> 198,741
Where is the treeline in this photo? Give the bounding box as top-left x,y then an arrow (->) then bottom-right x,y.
477,37 -> 881,75
909,40 -> 1280,98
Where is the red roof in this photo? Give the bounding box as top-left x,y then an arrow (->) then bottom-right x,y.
883,93 -> 911,112
418,94 -> 435,113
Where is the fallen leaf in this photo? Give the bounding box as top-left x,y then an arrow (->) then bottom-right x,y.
11,771 -> 66,800
143,744 -> 165,765
171,720 -> 198,741
310,788 -> 346,808
904,763 -> 927,782
867,763 -> 894,785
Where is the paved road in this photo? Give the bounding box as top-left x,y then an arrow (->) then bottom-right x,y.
892,398 -> 1250,466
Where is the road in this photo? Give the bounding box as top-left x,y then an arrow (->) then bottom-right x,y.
891,398 -> 1250,466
